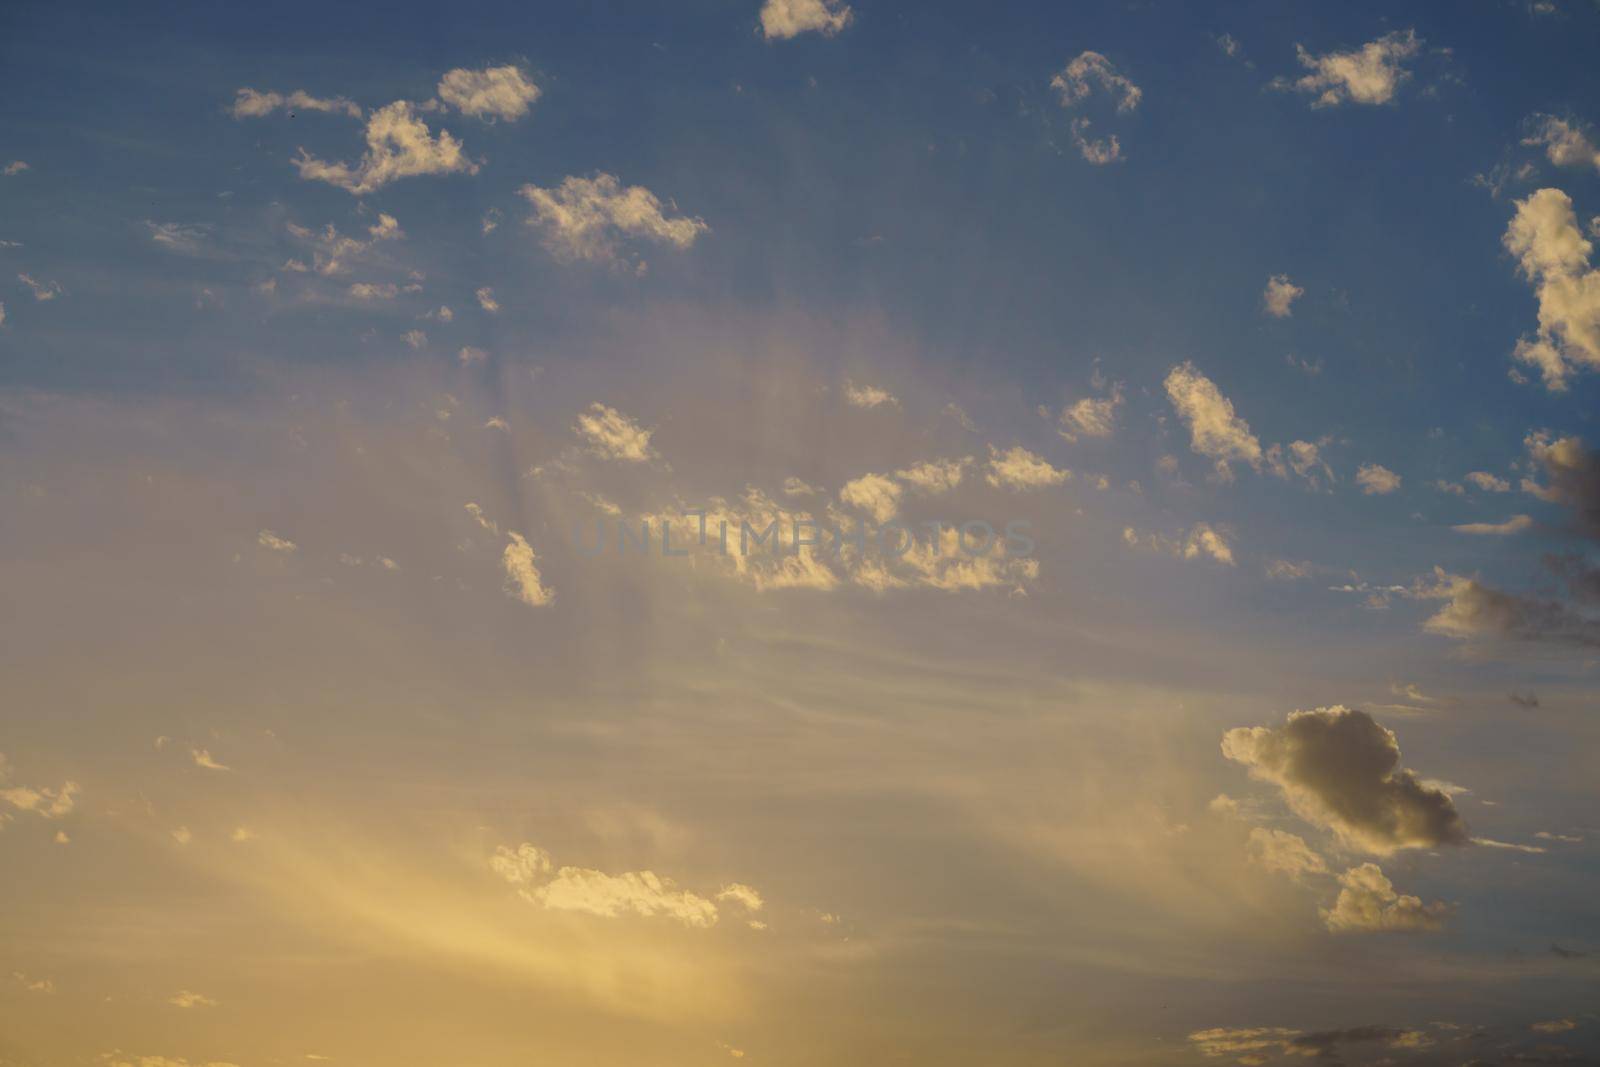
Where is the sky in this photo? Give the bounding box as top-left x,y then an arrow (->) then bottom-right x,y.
2,1 -> 1600,1065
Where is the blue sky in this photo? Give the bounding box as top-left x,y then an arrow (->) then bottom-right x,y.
3,2 -> 1600,1065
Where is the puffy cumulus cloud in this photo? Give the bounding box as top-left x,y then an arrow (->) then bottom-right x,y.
502,531 -> 554,607
520,173 -> 707,265
1121,523 -> 1235,565
1261,274 -> 1304,317
1355,463 -> 1401,495
843,380 -> 898,409
475,286 -> 499,313
759,0 -> 853,40
715,883 -> 764,912
575,402 -> 657,462
1418,569 -> 1600,647
490,843 -> 735,928
1320,863 -> 1451,933
1503,188 -> 1600,389
229,87 -> 361,119
894,457 -> 967,495
1467,470 -> 1512,492
1164,362 -> 1262,480
1247,827 -> 1328,882
1057,387 -> 1122,442
1221,706 -> 1467,855
984,445 -> 1069,490
1051,52 -> 1141,164
1523,115 -> 1600,173
1285,30 -> 1421,108
293,101 -> 478,195
1266,439 -> 1333,488
1452,514 -> 1533,535
436,65 -> 540,121
1523,432 -> 1600,538
838,472 -> 903,524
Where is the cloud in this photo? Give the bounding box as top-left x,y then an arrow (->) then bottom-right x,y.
1419,569 -> 1600,646
348,282 -> 398,300
18,273 -> 62,301
1051,52 -> 1141,164
1503,188 -> 1600,389
1320,863 -> 1450,932
1221,706 -> 1467,855
2,161 -> 28,176
293,101 -> 478,195
189,748 -> 230,771
1261,274 -> 1304,317
168,990 -> 217,1009
457,346 -> 488,366
1265,558 -> 1313,580
1266,439 -> 1333,488
1122,523 -> 1235,565
436,65 -> 540,121
1355,463 -> 1401,494
1524,432 -> 1600,538
101,1055 -> 241,1067
839,473 -> 903,523
0,754 -> 79,821
144,221 -> 212,254
1466,470 -> 1512,492
1532,1019 -> 1579,1034
759,0 -> 853,40
1452,515 -> 1533,535
895,458 -> 967,494
1522,115 -> 1600,174
1286,30 -> 1421,108
229,87 -> 361,119
502,532 -> 554,607
575,403 -> 657,462
716,883 -> 764,912
843,380 -> 898,409
257,529 -> 297,552
1163,362 -> 1262,480
490,843 -> 732,928
984,445 -> 1069,490
0,302 -> 6,327
1057,387 -> 1122,441
475,286 -> 499,313
520,173 -> 707,265
1247,827 -> 1328,882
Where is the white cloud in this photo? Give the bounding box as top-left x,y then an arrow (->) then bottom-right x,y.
18,273 -> 62,301
1163,362 -> 1262,480
1465,470 -> 1511,492
985,445 -> 1069,490
1058,387 -> 1122,441
1355,463 -> 1401,495
1320,863 -> 1450,932
502,532 -> 554,607
294,101 -> 479,195
168,990 -> 217,1009
189,748 -> 230,771
716,883 -> 764,912
1503,187 -> 1600,390
403,329 -> 427,350
520,173 -> 707,265
1261,274 -> 1304,317
1247,827 -> 1329,882
1122,523 -> 1235,565
0,754 -> 79,821
839,473 -> 903,523
436,66 -> 540,121
1452,515 -> 1532,535
457,346 -> 488,365
575,403 -> 657,462
895,457 -> 967,494
843,380 -> 898,409
1267,439 -> 1333,488
1286,30 -> 1421,108
2,161 -> 28,177
257,529 -> 297,552
1222,706 -> 1467,855
759,0 -> 853,40
476,286 -> 500,313
1051,52 -> 1141,164
490,843 -> 731,928
1522,115 -> 1600,173
230,87 -> 361,119
348,282 -> 398,300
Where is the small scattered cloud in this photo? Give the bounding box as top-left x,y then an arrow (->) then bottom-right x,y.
257,529 -> 297,553
759,0 -> 853,40
1321,863 -> 1451,932
1262,274 -> 1304,317
294,101 -> 478,195
520,173 -> 706,266
575,403 -> 657,462
491,842 -> 740,928
985,445 -> 1069,490
1283,30 -> 1422,108
1522,114 -> 1600,174
475,286 -> 499,313
1051,51 -> 1142,164
502,532 -> 554,607
230,87 -> 361,119
1504,187 -> 1600,390
1164,362 -> 1262,480
168,990 -> 218,1009
1356,463 -> 1401,495
1452,514 -> 1533,535
189,748 -> 230,772
436,65 -> 540,121
18,273 -> 62,301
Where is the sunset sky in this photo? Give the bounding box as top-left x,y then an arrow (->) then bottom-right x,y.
2,2 -> 1600,1065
